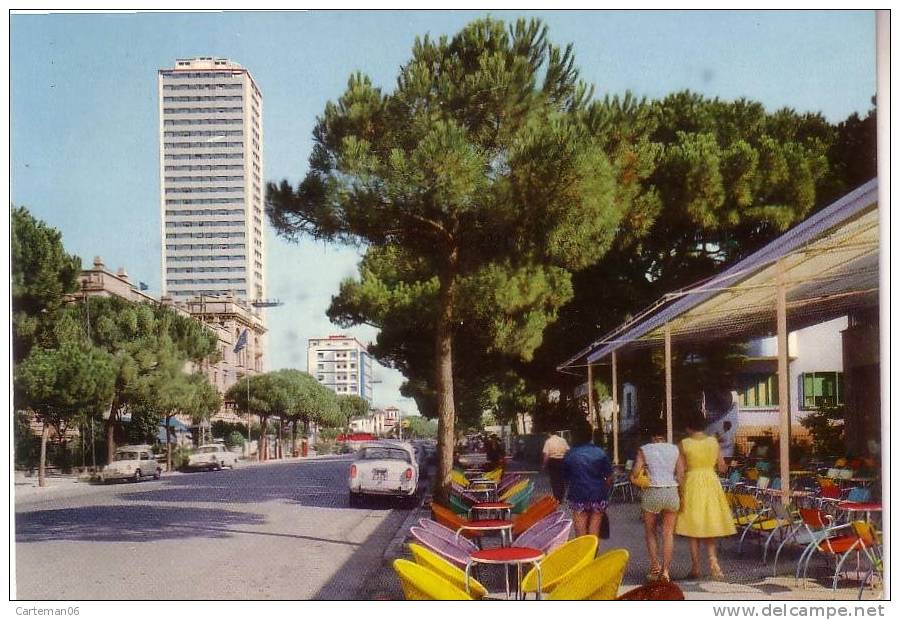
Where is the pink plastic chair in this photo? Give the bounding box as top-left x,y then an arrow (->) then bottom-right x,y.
409,526 -> 472,567
417,519 -> 479,553
514,519 -> 573,554
513,510 -> 565,544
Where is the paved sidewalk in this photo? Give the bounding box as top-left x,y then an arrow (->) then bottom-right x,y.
372,458 -> 883,601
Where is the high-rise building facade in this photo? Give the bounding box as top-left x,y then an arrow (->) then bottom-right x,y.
158,57 -> 265,304
307,335 -> 374,402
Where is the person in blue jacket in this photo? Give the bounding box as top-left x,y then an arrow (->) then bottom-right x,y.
563,419 -> 615,540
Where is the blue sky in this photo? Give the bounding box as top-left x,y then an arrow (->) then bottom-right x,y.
9,10 -> 876,415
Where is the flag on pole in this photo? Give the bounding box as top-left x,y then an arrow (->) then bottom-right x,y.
233,328 -> 249,353
139,282 -> 149,291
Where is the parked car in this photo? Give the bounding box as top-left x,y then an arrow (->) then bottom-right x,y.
187,444 -> 240,471
348,441 -> 419,507
100,445 -> 162,483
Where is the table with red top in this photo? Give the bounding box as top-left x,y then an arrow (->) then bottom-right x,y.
469,501 -> 512,521
465,546 -> 545,600
836,501 -> 882,523
457,519 -> 515,548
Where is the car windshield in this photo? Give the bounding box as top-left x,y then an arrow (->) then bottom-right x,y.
360,447 -> 411,463
115,451 -> 139,461
198,446 -> 220,454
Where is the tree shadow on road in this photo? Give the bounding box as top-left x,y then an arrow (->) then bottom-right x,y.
15,504 -> 266,543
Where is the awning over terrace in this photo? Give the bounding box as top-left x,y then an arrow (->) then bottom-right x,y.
558,179 -> 880,500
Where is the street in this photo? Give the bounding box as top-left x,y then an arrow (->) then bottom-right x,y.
14,456 -> 413,600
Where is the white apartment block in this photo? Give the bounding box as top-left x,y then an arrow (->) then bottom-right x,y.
307,335 -> 374,402
158,57 -> 265,305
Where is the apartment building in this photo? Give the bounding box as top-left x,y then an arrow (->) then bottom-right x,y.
307,335 -> 374,402
158,57 -> 265,305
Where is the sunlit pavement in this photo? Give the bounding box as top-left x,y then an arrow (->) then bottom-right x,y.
14,456 -> 415,600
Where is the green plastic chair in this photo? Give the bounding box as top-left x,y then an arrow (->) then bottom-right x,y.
448,494 -> 471,515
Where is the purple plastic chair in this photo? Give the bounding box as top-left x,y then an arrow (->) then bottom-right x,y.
409,526 -> 472,567
513,510 -> 566,544
417,518 -> 479,552
498,474 -> 525,495
513,519 -> 572,554
451,483 -> 481,505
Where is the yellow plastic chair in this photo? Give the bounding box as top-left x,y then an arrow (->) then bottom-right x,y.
409,543 -> 488,599
500,479 -> 529,501
521,535 -> 599,595
451,470 -> 470,488
393,559 -> 474,600
547,548 -> 630,600
483,468 -> 503,482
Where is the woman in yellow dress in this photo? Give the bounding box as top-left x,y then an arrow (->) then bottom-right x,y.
675,417 -> 736,580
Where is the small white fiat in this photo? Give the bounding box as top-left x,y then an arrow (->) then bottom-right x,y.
348,441 -> 419,507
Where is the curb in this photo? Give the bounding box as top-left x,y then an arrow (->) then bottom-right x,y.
381,492 -> 429,563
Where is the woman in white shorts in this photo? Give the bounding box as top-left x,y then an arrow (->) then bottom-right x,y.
631,429 -> 684,582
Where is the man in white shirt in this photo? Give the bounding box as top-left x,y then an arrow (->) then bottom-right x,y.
542,431 -> 570,501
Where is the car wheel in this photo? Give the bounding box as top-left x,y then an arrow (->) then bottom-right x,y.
153,468 -> 161,480
217,461 -> 224,471
133,469 -> 142,483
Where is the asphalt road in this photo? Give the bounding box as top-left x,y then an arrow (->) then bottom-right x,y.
14,456 -> 413,600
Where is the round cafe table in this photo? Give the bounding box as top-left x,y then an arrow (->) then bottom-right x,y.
465,546 -> 545,600
469,501 -> 512,520
456,519 -> 514,547
836,501 -> 882,523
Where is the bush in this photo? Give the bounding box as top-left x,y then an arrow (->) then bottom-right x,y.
225,431 -> 245,449
800,405 -> 845,458
212,420 -> 248,441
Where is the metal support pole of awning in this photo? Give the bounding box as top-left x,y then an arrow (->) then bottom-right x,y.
612,350 -> 619,465
587,361 -> 596,428
776,260 -> 792,505
665,323 -> 673,443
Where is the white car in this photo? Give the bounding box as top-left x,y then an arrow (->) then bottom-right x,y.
349,441 -> 419,507
100,446 -> 162,483
187,444 -> 240,471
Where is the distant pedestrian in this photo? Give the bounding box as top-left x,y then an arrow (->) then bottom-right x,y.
563,420 -> 614,544
675,413 -> 736,581
631,424 -> 683,583
542,431 -> 570,501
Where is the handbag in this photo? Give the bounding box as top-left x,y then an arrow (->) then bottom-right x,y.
633,467 -> 651,490
599,511 -> 610,539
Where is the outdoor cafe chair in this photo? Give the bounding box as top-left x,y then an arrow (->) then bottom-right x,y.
852,521 -> 883,600
431,504 -> 481,540
797,519 -> 876,590
409,527 -> 473,568
409,543 -> 489,600
393,559 -> 474,600
451,469 -> 470,488
545,548 -> 630,601
511,495 -> 559,537
514,519 -> 573,554
610,470 -> 635,503
417,519 -> 479,553
514,509 -> 564,542
520,535 -> 598,597
497,474 -> 525,495
844,487 -> 872,504
772,507 -> 834,577
737,495 -> 793,555
448,494 -> 473,515
507,483 -> 535,513
499,479 -> 530,502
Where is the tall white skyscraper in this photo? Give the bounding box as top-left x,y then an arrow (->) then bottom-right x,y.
158,57 -> 265,304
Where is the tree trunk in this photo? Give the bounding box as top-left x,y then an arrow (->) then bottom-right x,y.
38,419 -> 50,488
278,418 -> 284,459
433,262 -> 457,505
260,415 -> 268,461
291,420 -> 298,457
106,396 -> 120,465
166,414 -> 173,472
